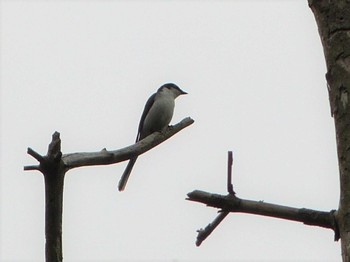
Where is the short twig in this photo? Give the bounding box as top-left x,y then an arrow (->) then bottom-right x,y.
27,147 -> 44,162
227,151 -> 235,195
196,211 -> 229,246
23,165 -> 41,171
191,150 -> 237,246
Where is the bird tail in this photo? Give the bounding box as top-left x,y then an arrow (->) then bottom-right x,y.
118,157 -> 137,191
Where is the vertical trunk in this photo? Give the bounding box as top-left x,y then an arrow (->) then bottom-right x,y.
42,132 -> 65,262
308,1 -> 350,260
44,169 -> 65,262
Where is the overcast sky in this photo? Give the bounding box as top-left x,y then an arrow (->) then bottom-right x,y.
1,1 -> 341,261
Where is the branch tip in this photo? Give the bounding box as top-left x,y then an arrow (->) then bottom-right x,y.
27,147 -> 44,162
24,165 -> 41,171
52,131 -> 60,139
196,211 -> 229,246
47,131 -> 62,160
227,151 -> 235,195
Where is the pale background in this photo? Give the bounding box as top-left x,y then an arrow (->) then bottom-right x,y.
1,1 -> 340,261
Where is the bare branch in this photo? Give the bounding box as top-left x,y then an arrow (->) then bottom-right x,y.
187,190 -> 339,236
189,151 -> 237,246
194,151 -> 235,246
196,211 -> 229,247
63,117 -> 194,170
27,147 -> 44,162
23,165 -> 41,171
227,151 -> 235,195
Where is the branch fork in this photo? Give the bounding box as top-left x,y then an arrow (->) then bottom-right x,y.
187,151 -> 340,246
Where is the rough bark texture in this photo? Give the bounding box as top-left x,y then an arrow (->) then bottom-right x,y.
308,1 -> 350,260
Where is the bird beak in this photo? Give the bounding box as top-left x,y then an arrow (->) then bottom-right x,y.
180,89 -> 188,95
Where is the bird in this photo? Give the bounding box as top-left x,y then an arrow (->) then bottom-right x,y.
118,83 -> 187,191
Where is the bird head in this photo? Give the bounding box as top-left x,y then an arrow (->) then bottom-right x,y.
158,83 -> 187,98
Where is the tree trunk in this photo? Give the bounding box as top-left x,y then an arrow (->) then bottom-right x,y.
308,1 -> 350,260
44,167 -> 65,261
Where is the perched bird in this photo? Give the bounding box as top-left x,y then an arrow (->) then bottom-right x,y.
118,83 -> 187,191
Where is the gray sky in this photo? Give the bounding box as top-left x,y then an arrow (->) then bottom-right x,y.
1,1 -> 340,261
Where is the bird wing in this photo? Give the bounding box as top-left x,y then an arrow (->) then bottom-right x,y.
136,92 -> 156,142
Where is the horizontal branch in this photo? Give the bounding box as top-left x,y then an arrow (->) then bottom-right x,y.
63,117 -> 194,170
23,165 -> 41,171
187,190 -> 339,239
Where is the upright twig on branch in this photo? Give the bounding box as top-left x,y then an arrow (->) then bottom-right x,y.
24,117 -> 194,262
193,151 -> 236,246
227,151 -> 235,195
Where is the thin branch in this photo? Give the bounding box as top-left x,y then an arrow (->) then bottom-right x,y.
23,165 -> 41,171
227,151 -> 235,195
63,117 -> 194,170
27,147 -> 44,162
196,211 -> 229,247
187,190 -> 339,235
192,151 -> 235,246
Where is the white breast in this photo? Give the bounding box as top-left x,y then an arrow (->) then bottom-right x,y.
142,92 -> 175,136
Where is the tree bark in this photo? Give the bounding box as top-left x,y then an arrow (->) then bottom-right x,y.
308,1 -> 350,261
